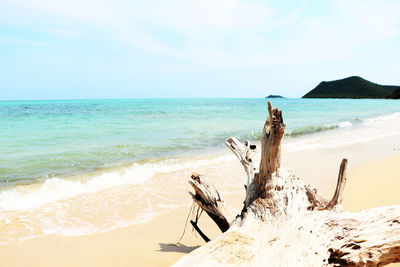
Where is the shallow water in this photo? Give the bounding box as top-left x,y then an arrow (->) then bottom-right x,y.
1,98 -> 399,186
1,98 -> 399,243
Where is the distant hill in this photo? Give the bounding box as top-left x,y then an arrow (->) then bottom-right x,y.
265,95 -> 284,98
303,76 -> 400,99
387,88 -> 400,99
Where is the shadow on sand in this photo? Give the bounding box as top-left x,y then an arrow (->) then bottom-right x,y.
158,243 -> 200,254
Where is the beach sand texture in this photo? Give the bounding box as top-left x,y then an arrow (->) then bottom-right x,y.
343,155 -> 400,212
1,154 -> 399,267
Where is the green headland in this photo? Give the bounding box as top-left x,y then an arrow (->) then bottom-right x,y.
387,88 -> 400,99
303,76 -> 400,99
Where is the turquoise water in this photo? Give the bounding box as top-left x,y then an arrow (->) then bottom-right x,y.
1,98 -> 399,187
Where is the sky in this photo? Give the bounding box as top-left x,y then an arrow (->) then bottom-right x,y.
0,0 -> 400,100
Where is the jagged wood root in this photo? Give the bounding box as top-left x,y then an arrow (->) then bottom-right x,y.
190,220 -> 210,243
179,102 -> 400,266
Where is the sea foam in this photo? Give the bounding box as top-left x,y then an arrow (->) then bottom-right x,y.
284,112 -> 400,152
0,154 -> 235,212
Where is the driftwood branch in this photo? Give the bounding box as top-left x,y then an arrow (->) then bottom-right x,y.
323,158 -> 348,210
177,101 -> 400,266
258,101 -> 285,183
242,101 -> 286,215
188,173 -> 235,233
225,137 -> 257,186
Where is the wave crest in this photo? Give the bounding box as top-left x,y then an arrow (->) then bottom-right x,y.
285,124 -> 338,137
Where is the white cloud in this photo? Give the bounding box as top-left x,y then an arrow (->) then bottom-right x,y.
33,28 -> 85,39
334,0 -> 400,41
142,0 -> 272,33
0,36 -> 51,46
186,0 -> 400,68
1,0 -> 399,69
1,0 -> 118,24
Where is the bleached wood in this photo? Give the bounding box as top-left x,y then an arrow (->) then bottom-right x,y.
225,137 -> 257,186
323,158 -> 348,210
188,173 -> 236,232
178,101 -> 400,266
258,101 -> 285,184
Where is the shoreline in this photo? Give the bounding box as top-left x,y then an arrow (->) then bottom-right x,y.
3,100 -> 400,191
1,150 -> 399,266
1,103 -> 400,265
0,190 -> 246,267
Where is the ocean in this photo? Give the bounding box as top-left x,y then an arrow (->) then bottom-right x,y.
1,98 -> 400,243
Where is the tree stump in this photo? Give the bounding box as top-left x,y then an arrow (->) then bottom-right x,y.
174,102 -> 400,266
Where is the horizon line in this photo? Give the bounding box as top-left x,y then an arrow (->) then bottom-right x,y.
0,96 -> 296,102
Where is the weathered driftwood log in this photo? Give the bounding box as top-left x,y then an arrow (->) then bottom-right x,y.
176,102 -> 400,266
188,173 -> 237,233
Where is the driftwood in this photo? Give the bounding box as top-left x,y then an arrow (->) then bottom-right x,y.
175,102 -> 400,266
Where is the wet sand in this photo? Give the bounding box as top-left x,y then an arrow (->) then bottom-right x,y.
0,192 -> 244,267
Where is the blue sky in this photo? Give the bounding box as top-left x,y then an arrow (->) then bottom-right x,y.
1,0 -> 400,99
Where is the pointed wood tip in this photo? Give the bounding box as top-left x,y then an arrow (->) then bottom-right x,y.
323,158 -> 348,210
267,101 -> 272,116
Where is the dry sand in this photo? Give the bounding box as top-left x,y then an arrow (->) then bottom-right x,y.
343,155 -> 400,211
0,155 -> 399,266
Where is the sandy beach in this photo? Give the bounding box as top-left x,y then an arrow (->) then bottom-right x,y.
2,106 -> 400,266
1,142 -> 399,266
2,0 -> 400,265
343,155 -> 400,212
